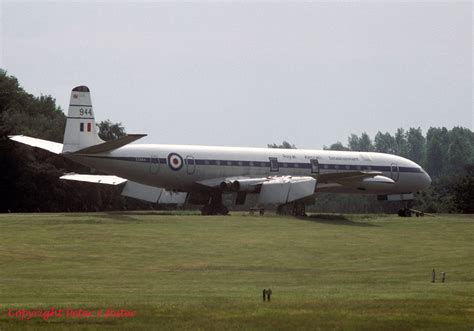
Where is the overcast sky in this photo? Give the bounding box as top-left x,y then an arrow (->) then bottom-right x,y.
1,1 -> 472,148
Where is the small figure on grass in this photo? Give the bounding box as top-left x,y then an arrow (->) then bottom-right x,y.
431,268 -> 436,283
266,288 -> 272,302
262,289 -> 267,301
441,272 -> 446,283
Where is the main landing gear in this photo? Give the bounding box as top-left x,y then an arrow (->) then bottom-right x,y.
201,192 -> 229,215
398,208 -> 425,217
276,201 -> 306,217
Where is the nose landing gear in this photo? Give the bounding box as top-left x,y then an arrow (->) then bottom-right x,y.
398,208 -> 425,217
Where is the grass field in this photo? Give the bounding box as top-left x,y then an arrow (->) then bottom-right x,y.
0,212 -> 472,330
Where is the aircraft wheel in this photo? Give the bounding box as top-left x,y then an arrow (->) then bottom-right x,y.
278,203 -> 306,216
292,202 -> 306,217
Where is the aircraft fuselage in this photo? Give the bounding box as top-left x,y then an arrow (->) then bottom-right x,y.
66,144 -> 432,195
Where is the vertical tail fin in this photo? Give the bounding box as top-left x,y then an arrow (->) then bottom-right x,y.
62,86 -> 104,153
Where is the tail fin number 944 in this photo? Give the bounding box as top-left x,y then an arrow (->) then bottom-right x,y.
79,108 -> 92,116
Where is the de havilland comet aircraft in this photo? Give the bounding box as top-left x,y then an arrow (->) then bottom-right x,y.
10,86 -> 431,216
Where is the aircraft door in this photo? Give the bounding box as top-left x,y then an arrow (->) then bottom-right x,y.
310,159 -> 319,174
390,163 -> 399,181
269,157 -> 279,172
186,156 -> 196,175
150,155 -> 160,174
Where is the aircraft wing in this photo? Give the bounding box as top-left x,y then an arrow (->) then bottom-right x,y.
317,171 -> 395,191
317,171 -> 383,184
198,171 -> 394,204
198,175 -> 317,205
60,173 -> 187,204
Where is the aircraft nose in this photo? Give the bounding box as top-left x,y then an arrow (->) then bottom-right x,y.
420,168 -> 432,189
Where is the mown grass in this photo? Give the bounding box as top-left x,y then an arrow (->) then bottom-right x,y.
0,212 -> 472,330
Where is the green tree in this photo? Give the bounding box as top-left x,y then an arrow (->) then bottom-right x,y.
267,141 -> 296,149
451,164 -> 474,213
425,134 -> 444,177
447,135 -> 471,174
374,132 -> 396,153
97,120 -> 126,141
0,70 -> 67,212
406,127 -> 425,164
324,142 -> 349,151
425,127 -> 448,177
359,133 -> 374,152
347,133 -> 374,152
347,134 -> 360,151
446,127 -> 474,174
394,128 -> 408,157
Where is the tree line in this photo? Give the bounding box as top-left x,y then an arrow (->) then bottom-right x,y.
1,71 -> 472,213
324,128 -> 473,179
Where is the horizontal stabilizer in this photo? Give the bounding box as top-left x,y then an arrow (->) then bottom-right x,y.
9,135 -> 63,154
72,134 -> 147,154
60,173 -> 127,185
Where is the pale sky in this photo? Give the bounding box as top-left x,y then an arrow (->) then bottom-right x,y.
1,1 -> 472,148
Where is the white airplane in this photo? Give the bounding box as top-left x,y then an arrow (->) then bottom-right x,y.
10,86 -> 431,216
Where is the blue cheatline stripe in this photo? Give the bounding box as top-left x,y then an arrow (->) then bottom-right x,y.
68,116 -> 94,120
80,155 -> 423,174
69,104 -> 92,107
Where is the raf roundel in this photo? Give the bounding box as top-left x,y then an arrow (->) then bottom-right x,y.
168,153 -> 183,171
